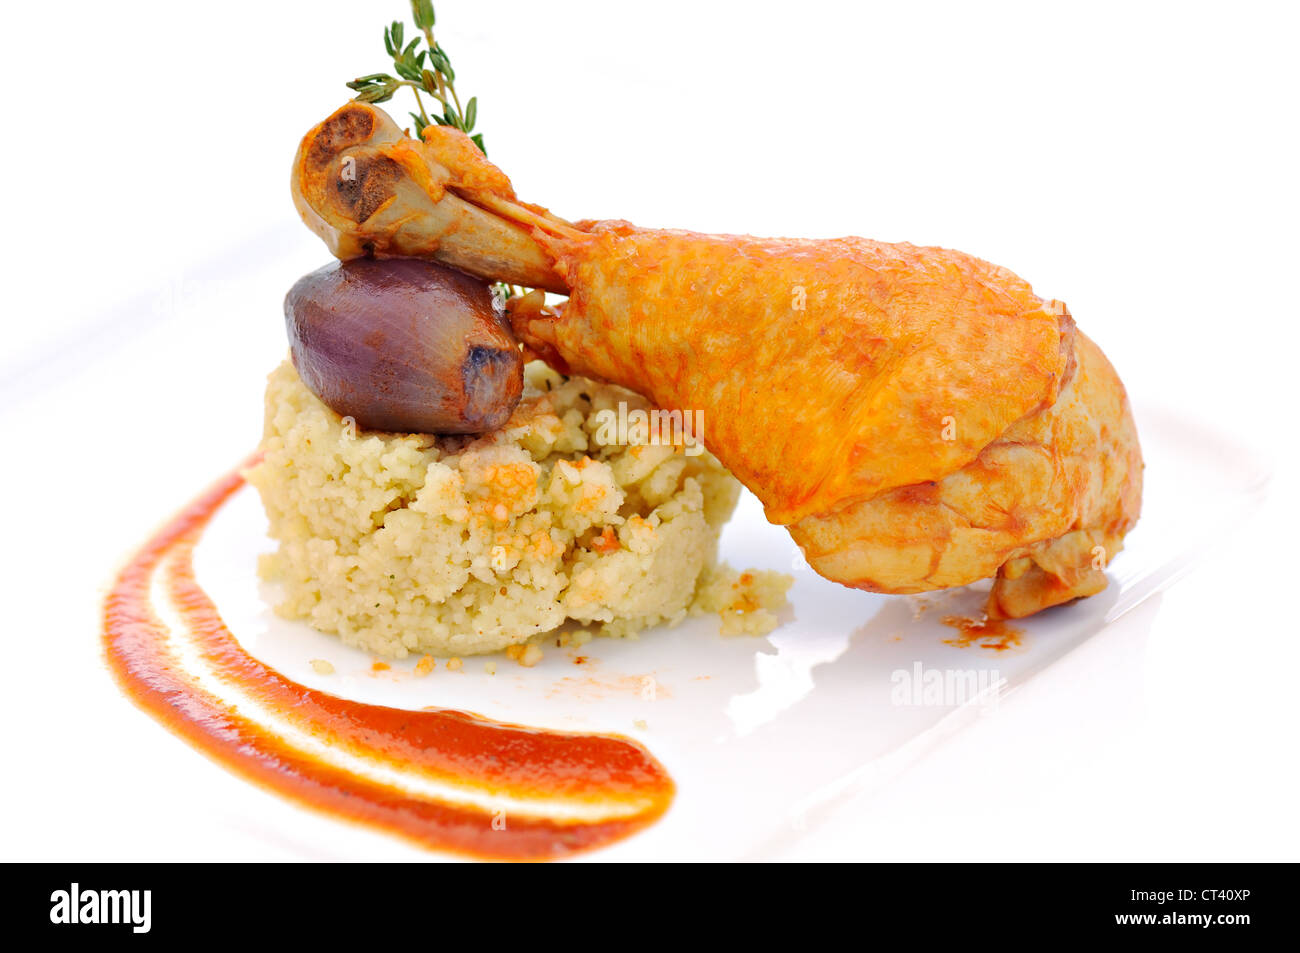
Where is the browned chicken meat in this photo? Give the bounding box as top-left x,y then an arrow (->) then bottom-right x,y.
291,102 -> 1143,619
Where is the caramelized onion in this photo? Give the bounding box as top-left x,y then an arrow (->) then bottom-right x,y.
284,259 -> 523,434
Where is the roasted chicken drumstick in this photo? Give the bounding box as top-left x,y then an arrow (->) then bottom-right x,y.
292,102 -> 1143,619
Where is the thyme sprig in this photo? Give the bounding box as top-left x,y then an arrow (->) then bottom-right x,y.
346,1 -> 486,154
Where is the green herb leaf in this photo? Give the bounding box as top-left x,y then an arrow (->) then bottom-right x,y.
429,47 -> 454,83
346,73 -> 396,90
412,0 -> 435,31
384,21 -> 404,57
345,2 -> 486,153
354,83 -> 397,104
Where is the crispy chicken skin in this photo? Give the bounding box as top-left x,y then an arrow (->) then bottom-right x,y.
520,228 -> 1143,618
293,102 -> 1143,618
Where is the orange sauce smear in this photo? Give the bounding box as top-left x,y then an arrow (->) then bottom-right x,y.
940,615 -> 1023,652
102,463 -> 674,861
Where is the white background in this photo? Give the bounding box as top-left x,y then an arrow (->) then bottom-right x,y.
2,0 -> 1297,860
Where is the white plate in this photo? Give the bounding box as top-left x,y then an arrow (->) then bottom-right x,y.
186,394 -> 1268,861
1,221 -> 1267,861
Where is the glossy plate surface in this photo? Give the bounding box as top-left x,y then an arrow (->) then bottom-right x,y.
186,396 -> 1265,859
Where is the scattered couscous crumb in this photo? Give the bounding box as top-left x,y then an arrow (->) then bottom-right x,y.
310,658 -> 335,675
414,655 -> 436,677
484,661 -> 497,675
446,657 -> 463,671
633,719 -> 648,730
518,644 -> 544,668
250,360 -> 792,658
690,565 -> 794,636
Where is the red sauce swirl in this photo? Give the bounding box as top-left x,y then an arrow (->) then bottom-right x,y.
102,462 -> 674,861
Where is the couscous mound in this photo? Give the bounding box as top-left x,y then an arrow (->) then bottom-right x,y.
248,360 -> 790,658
